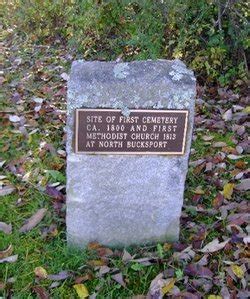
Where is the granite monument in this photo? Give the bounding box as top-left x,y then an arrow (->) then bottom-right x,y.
66,59 -> 196,247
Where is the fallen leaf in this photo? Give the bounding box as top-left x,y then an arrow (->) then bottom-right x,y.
212,193 -> 224,209
19,208 -> 47,233
0,221 -> 12,234
189,159 -> 205,167
227,154 -> 243,160
222,109 -> 232,121
111,272 -> 126,287
200,238 -> 230,253
231,264 -> 244,279
73,284 -> 89,298
213,142 -> 227,148
0,185 -> 15,196
47,270 -> 70,281
87,241 -> 101,250
184,264 -> 213,278
0,254 -> 18,263
222,183 -> 235,199
193,162 -> 206,175
98,265 -> 111,276
122,249 -> 133,262
87,259 -> 107,267
205,162 -> 213,172
235,179 -> 250,191
34,266 -> 48,279
33,97 -> 44,104
96,247 -> 113,257
60,72 -> 69,81
235,145 -> 244,154
162,278 -> 175,295
32,286 -> 49,299
175,291 -> 201,299
242,106 -> 250,113
9,115 -> 20,122
235,160 -> 246,169
173,245 -> 195,261
0,245 -> 13,259
46,185 -> 65,200
202,135 -> 214,141
75,273 -> 94,284
194,186 -> 205,195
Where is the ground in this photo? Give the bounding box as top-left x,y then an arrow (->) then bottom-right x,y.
0,27 -> 249,299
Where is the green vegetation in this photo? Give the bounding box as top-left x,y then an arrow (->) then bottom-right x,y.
4,0 -> 249,87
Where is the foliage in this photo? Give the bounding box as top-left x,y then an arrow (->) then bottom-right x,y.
4,0 -> 249,86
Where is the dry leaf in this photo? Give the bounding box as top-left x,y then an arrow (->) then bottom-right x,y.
34,266 -> 48,279
222,109 -> 232,121
231,264 -> 244,279
227,154 -> 243,160
47,270 -> 70,281
162,278 -> 175,295
212,193 -> 224,209
0,244 -> 13,259
0,254 -> 18,263
87,259 -> 107,267
111,272 -> 126,287
200,238 -> 230,253
32,286 -> 49,299
60,72 -> 69,81
87,242 -> 101,250
202,135 -> 214,141
73,284 -> 89,298
184,264 -> 213,278
0,221 -> 12,234
0,185 -> 15,196
9,115 -> 20,122
222,183 -> 235,199
235,179 -> 250,191
213,142 -> 227,148
194,186 -> 205,195
19,208 -> 47,233
122,249 -> 132,262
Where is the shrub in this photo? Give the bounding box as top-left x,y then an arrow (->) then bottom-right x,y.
4,0 -> 249,87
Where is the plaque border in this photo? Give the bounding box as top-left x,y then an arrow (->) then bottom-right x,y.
75,108 -> 189,155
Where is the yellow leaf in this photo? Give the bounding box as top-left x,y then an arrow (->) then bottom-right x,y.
208,296 -> 222,299
163,243 -> 172,251
73,284 -> 89,298
87,259 -> 106,267
34,266 -> 47,279
243,106 -> 250,114
222,183 -> 235,199
231,264 -> 244,279
162,278 -> 175,295
194,186 -> 205,195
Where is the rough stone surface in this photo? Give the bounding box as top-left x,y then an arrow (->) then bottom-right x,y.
67,59 -> 196,247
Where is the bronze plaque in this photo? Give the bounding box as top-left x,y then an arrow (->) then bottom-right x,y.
75,109 -> 188,155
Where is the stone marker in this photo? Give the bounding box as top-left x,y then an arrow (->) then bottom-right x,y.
67,59 -> 196,247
